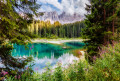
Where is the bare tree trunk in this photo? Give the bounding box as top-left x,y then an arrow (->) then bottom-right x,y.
103,0 -> 106,45
112,10 -> 115,36
112,9 -> 115,47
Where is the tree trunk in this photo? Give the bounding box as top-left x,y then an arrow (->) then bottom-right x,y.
112,10 -> 115,36
103,0 -> 106,45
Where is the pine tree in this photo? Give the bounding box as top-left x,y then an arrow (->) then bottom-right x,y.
82,0 -> 120,61
0,0 -> 41,71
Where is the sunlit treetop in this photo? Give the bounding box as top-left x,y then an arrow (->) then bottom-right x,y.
0,0 -> 41,45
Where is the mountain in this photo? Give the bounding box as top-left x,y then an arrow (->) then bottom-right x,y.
39,11 -> 84,24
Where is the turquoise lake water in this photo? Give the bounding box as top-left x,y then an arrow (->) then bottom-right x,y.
12,42 -> 85,58
11,41 -> 85,73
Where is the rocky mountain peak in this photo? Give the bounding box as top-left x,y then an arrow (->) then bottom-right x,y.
39,11 -> 83,24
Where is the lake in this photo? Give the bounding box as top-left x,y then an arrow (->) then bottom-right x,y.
12,41 -> 85,73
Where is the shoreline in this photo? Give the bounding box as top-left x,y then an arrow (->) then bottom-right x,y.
31,38 -> 86,44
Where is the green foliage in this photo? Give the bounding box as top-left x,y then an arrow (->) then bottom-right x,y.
40,67 -> 53,81
0,44 -> 33,74
28,21 -> 85,38
47,34 -> 58,39
86,42 -> 120,81
54,64 -> 63,81
0,0 -> 41,73
82,0 -> 120,61
0,0 -> 41,44
66,62 -> 86,81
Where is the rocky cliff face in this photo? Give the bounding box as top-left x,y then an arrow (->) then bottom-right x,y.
39,11 -> 83,24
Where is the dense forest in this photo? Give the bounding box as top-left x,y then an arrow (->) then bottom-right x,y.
0,0 -> 120,81
28,20 -> 85,38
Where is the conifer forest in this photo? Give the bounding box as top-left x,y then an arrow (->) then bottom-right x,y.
0,0 -> 120,81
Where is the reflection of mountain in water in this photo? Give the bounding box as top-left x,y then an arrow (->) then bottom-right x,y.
28,53 -> 79,73
39,11 -> 84,24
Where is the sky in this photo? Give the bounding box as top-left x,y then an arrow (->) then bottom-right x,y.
37,0 -> 90,16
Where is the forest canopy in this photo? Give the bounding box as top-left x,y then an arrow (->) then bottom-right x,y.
28,20 -> 85,38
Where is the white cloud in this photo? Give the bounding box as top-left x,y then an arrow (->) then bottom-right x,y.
61,0 -> 90,15
38,0 -> 90,16
39,5 -> 54,12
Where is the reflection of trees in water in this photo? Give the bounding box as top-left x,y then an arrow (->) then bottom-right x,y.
12,42 -> 84,59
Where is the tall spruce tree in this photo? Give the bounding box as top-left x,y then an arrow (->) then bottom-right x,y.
0,0 -> 41,72
82,0 -> 120,61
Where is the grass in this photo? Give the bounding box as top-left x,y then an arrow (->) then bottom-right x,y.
3,42 -> 120,81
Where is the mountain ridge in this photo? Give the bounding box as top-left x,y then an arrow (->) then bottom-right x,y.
39,11 -> 84,24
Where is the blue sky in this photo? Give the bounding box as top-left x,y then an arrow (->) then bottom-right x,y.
58,0 -> 62,3
37,0 -> 90,16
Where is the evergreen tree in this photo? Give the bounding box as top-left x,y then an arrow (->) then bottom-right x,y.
82,0 -> 120,61
0,0 -> 41,71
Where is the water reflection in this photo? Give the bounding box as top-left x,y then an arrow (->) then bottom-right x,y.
29,53 -> 79,73
12,42 -> 84,57
12,42 -> 84,73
